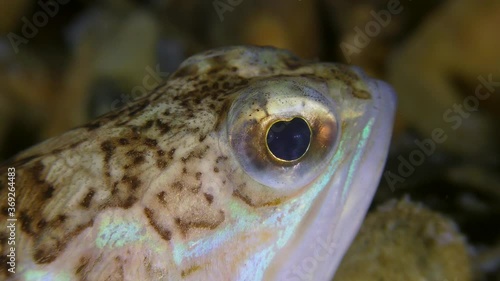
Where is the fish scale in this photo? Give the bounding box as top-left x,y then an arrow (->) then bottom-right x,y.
0,46 -> 396,281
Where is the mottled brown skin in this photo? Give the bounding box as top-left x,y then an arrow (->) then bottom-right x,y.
0,46 -> 369,280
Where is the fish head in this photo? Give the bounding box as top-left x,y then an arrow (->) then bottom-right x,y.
0,46 -> 396,281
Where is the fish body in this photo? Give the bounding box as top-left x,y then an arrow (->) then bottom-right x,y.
0,46 -> 396,281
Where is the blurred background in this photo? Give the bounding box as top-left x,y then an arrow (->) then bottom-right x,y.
0,0 -> 499,280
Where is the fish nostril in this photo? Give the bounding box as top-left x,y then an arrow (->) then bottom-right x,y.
266,117 -> 311,162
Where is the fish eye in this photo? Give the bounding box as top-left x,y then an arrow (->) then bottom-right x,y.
227,78 -> 339,193
266,117 -> 311,162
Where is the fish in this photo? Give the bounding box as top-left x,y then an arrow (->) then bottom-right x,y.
0,46 -> 396,281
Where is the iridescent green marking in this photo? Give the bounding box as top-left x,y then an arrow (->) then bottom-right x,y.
96,217 -> 146,249
24,270 -> 71,281
341,118 -> 375,201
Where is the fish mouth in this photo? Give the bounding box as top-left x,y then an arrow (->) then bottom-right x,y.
264,73 -> 397,281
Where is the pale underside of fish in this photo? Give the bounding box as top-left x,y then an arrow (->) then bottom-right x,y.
0,46 -> 396,281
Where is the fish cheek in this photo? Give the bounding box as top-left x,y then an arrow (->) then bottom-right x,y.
226,167 -> 291,208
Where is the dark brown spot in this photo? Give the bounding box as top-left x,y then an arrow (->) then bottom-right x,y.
19,211 -> 34,235
190,184 -> 201,194
155,120 -> 171,134
75,257 -> 90,275
35,249 -> 57,264
233,189 -> 253,207
29,161 -> 46,184
175,211 -> 225,236
37,219 -> 47,230
172,181 -> 183,191
157,159 -> 168,169
80,189 -> 95,208
233,189 -> 283,207
195,172 -> 202,180
181,265 -> 201,278
204,193 -> 214,204
214,100 -> 232,130
144,138 -> 158,147
126,150 -> 143,158
122,176 -> 141,190
157,191 -> 167,204
133,155 -> 145,165
52,214 -> 67,227
157,149 -> 165,156
353,89 -> 371,99
142,120 -> 154,129
122,196 -> 137,208
213,167 -> 219,173
174,218 -> 187,235
101,141 -> 116,162
216,156 -> 228,163
119,138 -> 129,145
144,208 -> 172,241
181,145 -> 210,163
168,149 -> 176,159
111,182 -> 119,195
43,185 -> 55,199
193,97 -> 203,106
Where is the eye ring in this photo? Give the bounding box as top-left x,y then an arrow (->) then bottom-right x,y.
265,116 -> 312,163
227,77 -> 339,192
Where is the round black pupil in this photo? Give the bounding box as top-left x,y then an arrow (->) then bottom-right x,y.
266,117 -> 311,161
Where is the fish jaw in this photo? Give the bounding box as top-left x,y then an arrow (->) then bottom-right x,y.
264,70 -> 397,281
